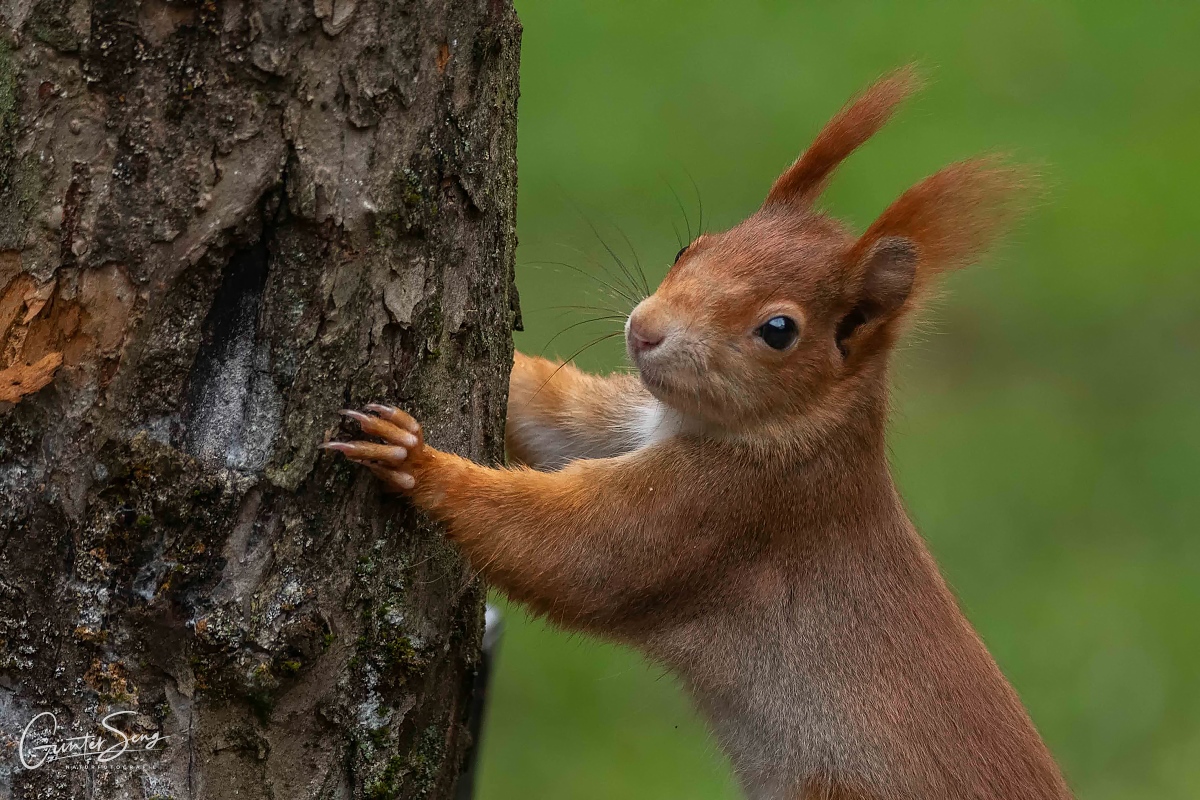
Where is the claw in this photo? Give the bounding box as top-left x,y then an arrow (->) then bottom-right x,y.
324,405 -> 422,495
366,403 -> 421,434
335,406 -> 419,448
340,409 -> 372,423
365,403 -> 397,415
320,441 -> 408,464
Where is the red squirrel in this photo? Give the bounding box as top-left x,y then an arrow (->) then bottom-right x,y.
324,69 -> 1073,800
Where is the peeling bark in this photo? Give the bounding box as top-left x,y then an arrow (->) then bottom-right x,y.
0,0 -> 521,797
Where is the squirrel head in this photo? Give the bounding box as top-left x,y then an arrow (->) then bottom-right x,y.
626,67 -> 1027,441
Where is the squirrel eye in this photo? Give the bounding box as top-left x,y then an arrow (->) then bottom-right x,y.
756,316 -> 799,350
674,247 -> 688,264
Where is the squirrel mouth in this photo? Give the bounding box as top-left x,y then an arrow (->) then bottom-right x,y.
634,360 -> 676,398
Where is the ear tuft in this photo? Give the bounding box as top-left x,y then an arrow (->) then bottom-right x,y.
852,158 -> 1030,284
764,66 -> 922,210
837,159 -> 1030,359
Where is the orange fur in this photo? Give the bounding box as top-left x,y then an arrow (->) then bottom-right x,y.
505,351 -> 659,469
328,72 -> 1070,800
765,66 -> 920,209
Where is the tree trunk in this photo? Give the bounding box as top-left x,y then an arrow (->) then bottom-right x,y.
0,0 -> 520,797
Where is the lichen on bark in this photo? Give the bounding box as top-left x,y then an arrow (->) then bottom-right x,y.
0,1 -> 520,798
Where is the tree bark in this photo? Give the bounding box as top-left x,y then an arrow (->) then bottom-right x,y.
0,0 -> 520,797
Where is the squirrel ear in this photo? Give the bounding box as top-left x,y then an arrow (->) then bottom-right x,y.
860,237 -> 918,311
763,66 -> 920,210
837,158 -> 1028,359
835,237 -> 916,357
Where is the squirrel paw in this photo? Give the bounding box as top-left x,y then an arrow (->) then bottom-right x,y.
322,404 -> 425,492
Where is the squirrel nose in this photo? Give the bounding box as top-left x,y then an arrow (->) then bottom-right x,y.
627,315 -> 665,355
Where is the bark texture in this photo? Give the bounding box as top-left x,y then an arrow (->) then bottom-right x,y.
0,0 -> 520,797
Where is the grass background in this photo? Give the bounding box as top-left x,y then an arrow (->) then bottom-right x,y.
475,2 -> 1200,798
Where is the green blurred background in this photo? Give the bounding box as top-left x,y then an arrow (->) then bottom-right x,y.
475,2 -> 1200,798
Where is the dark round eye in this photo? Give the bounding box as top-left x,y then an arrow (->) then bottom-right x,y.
756,316 -> 798,350
674,246 -> 688,264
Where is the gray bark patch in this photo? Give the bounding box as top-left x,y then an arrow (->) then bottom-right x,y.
182,239 -> 281,472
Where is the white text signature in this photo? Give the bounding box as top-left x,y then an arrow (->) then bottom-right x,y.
19,711 -> 169,770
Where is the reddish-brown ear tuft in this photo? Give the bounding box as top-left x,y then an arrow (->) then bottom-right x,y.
764,66 -> 921,210
835,159 -> 1029,361
850,158 -> 1029,288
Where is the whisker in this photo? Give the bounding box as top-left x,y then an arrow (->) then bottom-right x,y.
554,242 -> 635,294
610,221 -> 652,297
670,220 -> 685,251
541,315 -> 625,355
686,169 -> 705,235
542,308 -> 624,327
523,259 -> 639,307
662,176 -> 694,242
540,303 -> 628,317
575,214 -> 648,304
567,207 -> 653,300
553,191 -> 646,302
527,332 -> 625,405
